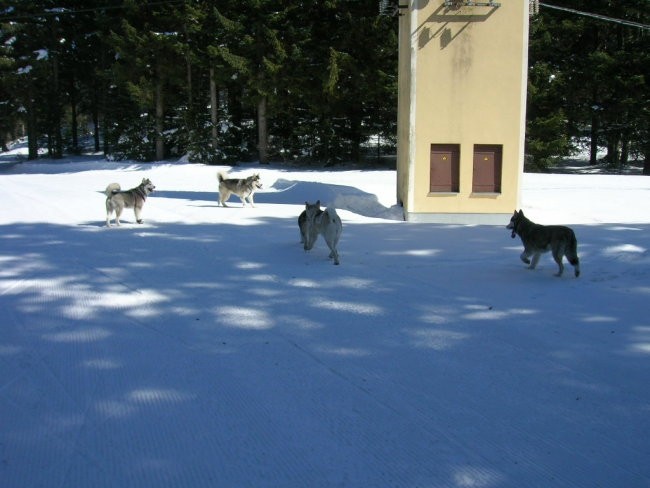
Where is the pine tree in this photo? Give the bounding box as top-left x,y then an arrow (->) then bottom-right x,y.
0,2 -> 19,151
2,0 -> 57,159
109,0 -> 185,161
528,0 -> 650,171
210,0 -> 288,163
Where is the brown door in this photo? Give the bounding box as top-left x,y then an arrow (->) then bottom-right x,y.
430,144 -> 460,192
473,144 -> 502,193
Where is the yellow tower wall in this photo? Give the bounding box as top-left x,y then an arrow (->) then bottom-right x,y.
397,1 -> 529,223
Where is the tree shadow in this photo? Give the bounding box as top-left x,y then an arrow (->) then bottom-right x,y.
1,219 -> 649,487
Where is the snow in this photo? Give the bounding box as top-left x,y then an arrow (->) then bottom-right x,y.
35,49 -> 49,61
1,148 -> 649,487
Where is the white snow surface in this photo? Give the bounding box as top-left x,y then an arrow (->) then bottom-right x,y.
1,153 -> 649,487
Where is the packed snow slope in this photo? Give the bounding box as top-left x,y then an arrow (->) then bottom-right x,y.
1,155 -> 649,488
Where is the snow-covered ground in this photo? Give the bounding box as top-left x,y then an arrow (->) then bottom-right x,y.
1,149 -> 649,487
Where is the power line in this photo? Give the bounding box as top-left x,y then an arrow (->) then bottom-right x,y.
539,2 -> 650,31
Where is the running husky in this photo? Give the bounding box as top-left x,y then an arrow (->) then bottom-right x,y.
299,200 -> 343,265
507,210 -> 580,277
105,178 -> 155,227
217,172 -> 262,207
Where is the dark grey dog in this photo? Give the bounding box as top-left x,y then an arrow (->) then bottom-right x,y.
507,210 -> 580,277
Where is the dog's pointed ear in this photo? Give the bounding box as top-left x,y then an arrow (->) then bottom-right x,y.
316,200 -> 320,207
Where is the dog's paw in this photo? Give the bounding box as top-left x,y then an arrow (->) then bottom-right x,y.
137,219 -> 143,224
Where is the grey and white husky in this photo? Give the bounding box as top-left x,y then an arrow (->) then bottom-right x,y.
299,200 -> 343,265
105,178 -> 155,227
507,209 -> 580,277
217,172 -> 263,207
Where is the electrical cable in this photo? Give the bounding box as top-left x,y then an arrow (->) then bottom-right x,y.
539,2 -> 650,31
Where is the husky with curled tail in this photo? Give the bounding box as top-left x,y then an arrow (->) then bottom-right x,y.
217,172 -> 262,207
507,210 -> 580,277
299,200 -> 343,265
105,178 -> 155,227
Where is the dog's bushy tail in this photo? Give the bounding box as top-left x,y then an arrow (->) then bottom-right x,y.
325,207 -> 341,224
568,231 -> 580,277
217,172 -> 227,183
105,183 -> 121,196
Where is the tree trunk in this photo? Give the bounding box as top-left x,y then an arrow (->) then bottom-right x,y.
52,57 -> 63,158
589,112 -> 599,165
155,70 -> 165,161
620,136 -> 629,171
229,85 -> 243,151
210,67 -> 218,151
70,77 -> 79,154
350,109 -> 362,163
606,138 -> 619,166
92,104 -> 100,153
257,96 -> 268,164
186,50 -> 193,110
27,83 -> 38,160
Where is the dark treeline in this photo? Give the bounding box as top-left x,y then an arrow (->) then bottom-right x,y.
0,1 -> 648,171
0,0 -> 398,165
527,0 -> 649,173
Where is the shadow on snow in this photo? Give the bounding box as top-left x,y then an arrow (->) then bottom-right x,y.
1,218 -> 649,486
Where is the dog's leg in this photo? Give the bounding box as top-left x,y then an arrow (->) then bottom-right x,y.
115,207 -> 122,226
552,249 -> 565,277
328,243 -> 340,265
325,230 -> 341,265
106,201 -> 113,227
572,261 -> 580,277
304,233 -> 315,251
298,212 -> 308,244
218,190 -> 229,207
304,228 -> 318,251
529,253 -> 541,270
134,206 -> 143,224
569,257 -> 580,277
520,250 -> 532,265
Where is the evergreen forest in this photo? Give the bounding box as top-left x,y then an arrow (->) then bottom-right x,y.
0,1 -> 648,172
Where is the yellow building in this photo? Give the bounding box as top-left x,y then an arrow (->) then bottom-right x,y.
396,0 -> 530,223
